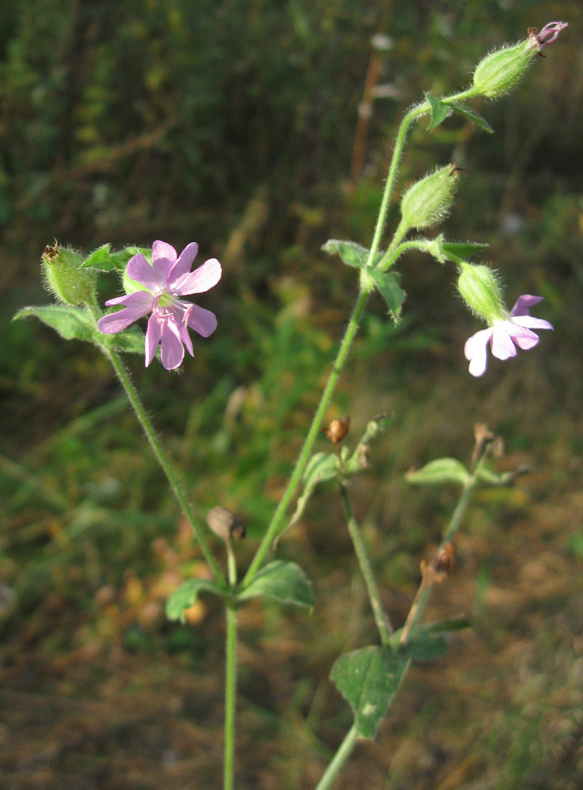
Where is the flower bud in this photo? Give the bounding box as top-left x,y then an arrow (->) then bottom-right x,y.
472,22 -> 567,99
457,263 -> 505,323
472,41 -> 532,99
400,165 -> 458,230
42,242 -> 97,305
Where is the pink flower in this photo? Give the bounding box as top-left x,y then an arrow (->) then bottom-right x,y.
98,241 -> 221,370
464,295 -> 553,377
528,21 -> 568,53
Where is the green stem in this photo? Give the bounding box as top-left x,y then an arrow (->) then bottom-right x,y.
400,476 -> 477,645
313,724 -> 359,790
242,288 -> 369,585
224,603 -> 238,790
340,483 -> 392,644
99,343 -> 226,586
242,85 -> 481,589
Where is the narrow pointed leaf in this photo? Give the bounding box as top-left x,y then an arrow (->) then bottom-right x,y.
440,241 -> 489,261
166,579 -> 223,622
405,458 -> 470,486
331,646 -> 408,739
449,101 -> 494,134
13,305 -> 96,343
425,92 -> 451,131
238,561 -> 313,609
366,267 -> 406,322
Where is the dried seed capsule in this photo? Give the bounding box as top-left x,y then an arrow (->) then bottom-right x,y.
206,506 -> 246,542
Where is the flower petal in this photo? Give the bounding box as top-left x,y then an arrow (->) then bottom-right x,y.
506,323 -> 540,351
98,291 -> 155,334
177,320 -> 194,358
187,304 -> 218,337
145,313 -> 163,367
464,327 -> 493,377
512,315 -> 553,332
510,294 -> 543,316
173,258 -> 222,295
152,240 -> 177,267
491,322 -> 518,360
126,253 -> 167,292
168,242 -> 199,283
159,320 -> 185,370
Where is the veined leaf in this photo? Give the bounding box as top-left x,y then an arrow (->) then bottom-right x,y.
238,561 -> 313,609
166,579 -> 224,622
13,305 -> 96,343
331,646 -> 408,739
405,458 -> 470,486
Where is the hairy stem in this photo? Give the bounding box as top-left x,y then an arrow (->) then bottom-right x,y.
340,482 -> 393,644
99,344 -> 226,586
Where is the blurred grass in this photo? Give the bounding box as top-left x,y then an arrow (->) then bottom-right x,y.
2,0 -> 583,787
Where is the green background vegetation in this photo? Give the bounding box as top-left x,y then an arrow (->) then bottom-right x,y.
1,0 -> 583,788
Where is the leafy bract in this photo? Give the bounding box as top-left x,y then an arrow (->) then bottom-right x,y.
237,561 -> 313,609
166,579 -> 223,622
81,245 -> 150,272
439,240 -> 490,262
449,101 -> 494,134
330,646 -> 408,739
322,240 -> 382,269
405,458 -> 470,487
365,268 -> 406,323
425,92 -> 451,131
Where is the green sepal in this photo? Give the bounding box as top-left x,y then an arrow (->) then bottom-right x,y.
366,267 -> 406,323
237,560 -> 314,609
425,92 -> 451,131
449,101 -> 494,134
405,458 -> 470,487
13,305 -> 96,343
322,240 -> 383,270
330,646 -> 409,739
166,579 -> 224,623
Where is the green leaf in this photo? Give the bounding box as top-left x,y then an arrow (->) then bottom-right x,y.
405,458 -> 470,486
81,244 -> 114,271
81,245 -> 150,272
322,240 -> 382,270
238,561 -> 314,609
366,268 -> 406,322
440,241 -> 489,262
112,326 -> 145,354
400,633 -> 449,661
330,646 -> 408,739
449,101 -> 494,134
13,305 -> 96,343
425,92 -> 451,131
166,579 -> 224,622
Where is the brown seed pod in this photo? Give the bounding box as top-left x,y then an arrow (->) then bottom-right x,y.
433,542 -> 454,575
324,416 -> 351,445
206,506 -> 246,542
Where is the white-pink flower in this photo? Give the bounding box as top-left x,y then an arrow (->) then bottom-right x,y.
98,240 -> 221,370
464,295 -> 553,377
